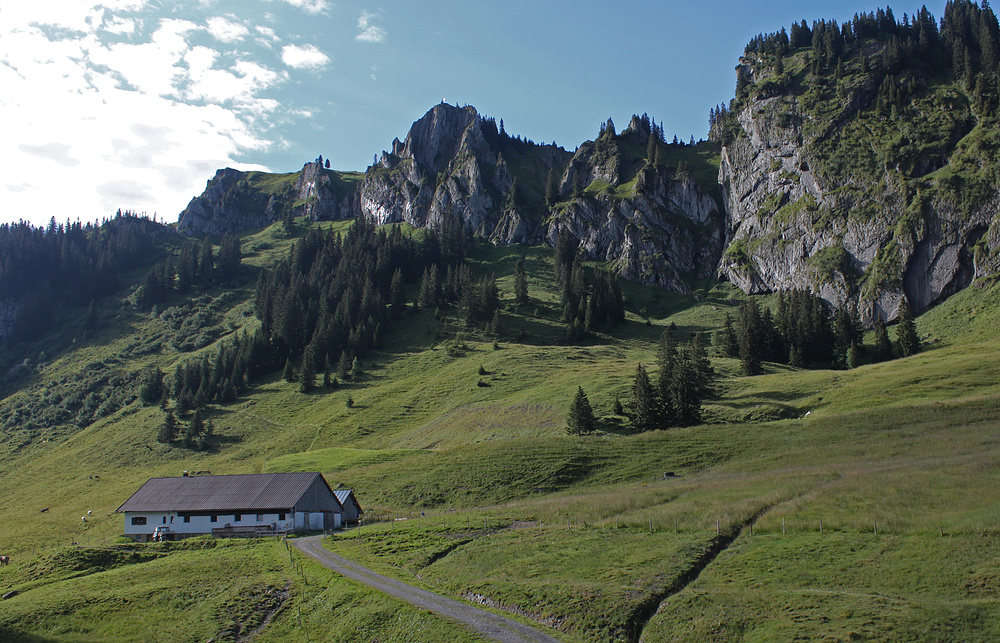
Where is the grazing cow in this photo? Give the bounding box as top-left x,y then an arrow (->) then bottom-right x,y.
0,555 -> 9,566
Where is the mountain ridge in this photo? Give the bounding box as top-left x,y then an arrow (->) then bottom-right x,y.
175,0 -> 1000,322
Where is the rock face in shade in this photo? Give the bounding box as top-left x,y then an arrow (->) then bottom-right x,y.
176,162 -> 357,236
357,104 -> 724,291
716,54 -> 1000,324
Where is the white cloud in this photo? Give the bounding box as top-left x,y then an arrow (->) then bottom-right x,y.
279,0 -> 329,15
356,12 -> 386,43
0,7 -> 279,225
280,43 -> 329,70
205,15 -> 248,43
255,25 -> 279,45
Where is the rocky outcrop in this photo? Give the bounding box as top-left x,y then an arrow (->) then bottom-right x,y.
717,71 -> 999,323
359,104 -> 724,289
358,104 -> 560,244
177,162 -> 356,236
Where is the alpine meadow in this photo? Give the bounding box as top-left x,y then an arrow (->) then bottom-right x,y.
6,2 -> 1000,642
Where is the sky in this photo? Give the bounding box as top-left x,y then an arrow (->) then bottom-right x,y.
1,0 -> 938,228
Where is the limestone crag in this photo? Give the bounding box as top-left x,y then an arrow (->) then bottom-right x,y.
358,104 -> 559,245
549,172 -> 722,293
718,90 -> 998,323
177,163 -> 355,236
360,105 -> 723,288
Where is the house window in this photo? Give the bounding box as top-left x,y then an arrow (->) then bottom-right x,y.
257,514 -> 264,521
210,515 -> 217,523
279,513 -> 286,520
131,516 -> 147,526
162,516 -> 167,524
183,516 -> 191,523
235,514 -> 242,521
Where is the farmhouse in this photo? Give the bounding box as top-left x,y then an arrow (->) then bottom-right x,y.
117,472 -> 343,542
334,489 -> 364,525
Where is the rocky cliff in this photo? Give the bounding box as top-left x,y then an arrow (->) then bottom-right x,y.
359,103 -> 566,244
176,162 -> 359,236
359,104 -> 723,291
716,12 -> 1000,323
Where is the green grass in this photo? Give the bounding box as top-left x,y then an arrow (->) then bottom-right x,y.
3,220 -> 1000,641
0,539 -> 484,643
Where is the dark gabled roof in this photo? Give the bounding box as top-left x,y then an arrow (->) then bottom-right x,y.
117,472 -> 336,513
334,489 -> 363,513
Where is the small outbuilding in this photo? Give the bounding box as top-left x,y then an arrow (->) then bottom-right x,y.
334,489 -> 364,525
117,472 -> 343,542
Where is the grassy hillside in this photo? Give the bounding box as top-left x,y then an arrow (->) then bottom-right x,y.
1,217 -> 999,641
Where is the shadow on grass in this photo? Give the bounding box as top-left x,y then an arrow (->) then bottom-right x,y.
0,627 -> 58,642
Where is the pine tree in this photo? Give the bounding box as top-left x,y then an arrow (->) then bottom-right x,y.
847,340 -> 863,369
139,366 -> 165,405
656,327 -> 678,424
874,315 -> 892,362
157,411 -> 176,444
566,386 -> 595,435
896,299 -> 920,357
631,363 -> 656,432
737,299 -> 764,376
545,169 -> 558,206
718,313 -> 739,358
514,258 -> 529,306
299,344 -> 317,393
283,358 -> 296,383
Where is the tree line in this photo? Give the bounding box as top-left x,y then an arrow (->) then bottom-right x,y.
144,216 -> 480,447
718,290 -> 920,376
735,0 -> 1000,112
0,212 -> 164,342
140,233 -> 242,305
553,230 -> 625,341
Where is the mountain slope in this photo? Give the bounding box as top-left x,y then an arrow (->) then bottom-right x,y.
717,2 -> 1000,322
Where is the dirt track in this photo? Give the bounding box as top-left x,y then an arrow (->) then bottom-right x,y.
292,535 -> 563,643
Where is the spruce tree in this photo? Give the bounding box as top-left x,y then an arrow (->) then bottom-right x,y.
514,258 -> 529,306
545,169 -> 558,206
631,363 -> 656,432
566,386 -> 595,435
157,411 -> 176,444
656,327 -> 678,424
283,358 -> 296,383
874,316 -> 892,362
299,344 -> 317,393
737,299 -> 764,376
718,312 -> 739,358
896,299 -> 920,357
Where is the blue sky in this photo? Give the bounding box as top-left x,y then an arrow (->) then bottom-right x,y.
1,0 -> 936,227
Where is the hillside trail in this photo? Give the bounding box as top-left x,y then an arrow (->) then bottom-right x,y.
293,535 -> 564,643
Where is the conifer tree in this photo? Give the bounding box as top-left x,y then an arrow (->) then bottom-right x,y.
896,299 -> 920,356
656,327 -> 678,424
545,169 -> 558,206
299,344 -> 317,393
514,258 -> 529,306
737,299 -> 764,376
874,316 -> 893,362
566,386 -> 595,435
157,411 -> 176,444
631,363 -> 656,432
718,312 -> 739,358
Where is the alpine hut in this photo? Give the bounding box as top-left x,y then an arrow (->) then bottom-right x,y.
117,472 -> 343,541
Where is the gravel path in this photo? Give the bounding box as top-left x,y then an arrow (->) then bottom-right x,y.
293,535 -> 563,643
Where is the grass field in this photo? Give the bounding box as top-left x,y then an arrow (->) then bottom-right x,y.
1,219 -> 999,641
